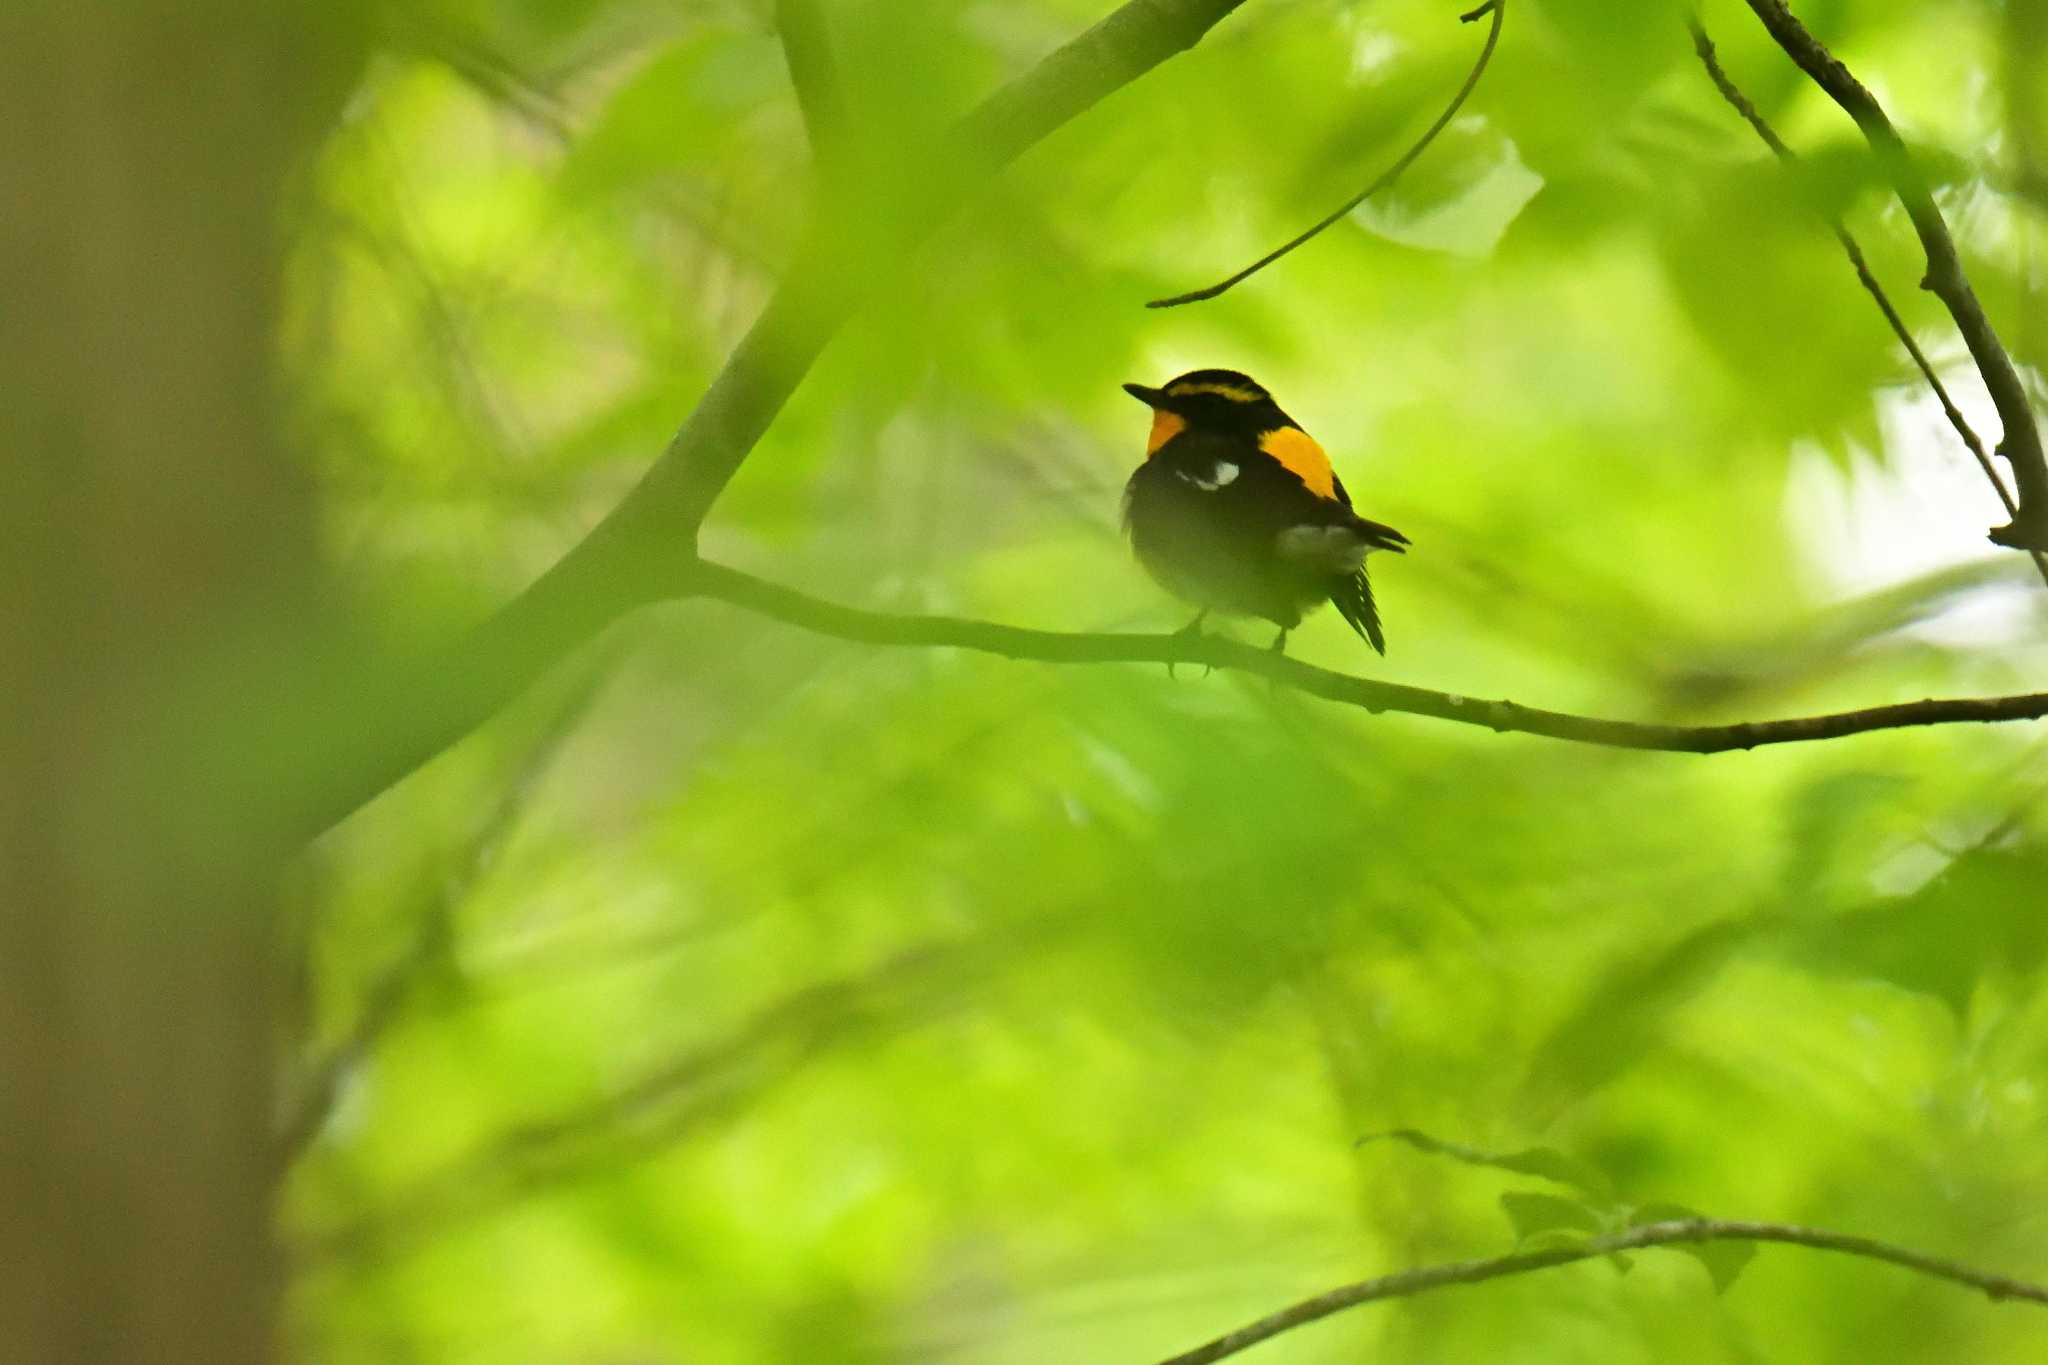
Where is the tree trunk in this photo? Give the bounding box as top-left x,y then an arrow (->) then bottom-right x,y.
0,7 -> 361,1362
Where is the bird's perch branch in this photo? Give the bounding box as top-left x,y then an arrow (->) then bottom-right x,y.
1739,0 -> 2048,553
1151,1217 -> 2048,1365
1147,0 -> 1508,309
684,561 -> 2048,754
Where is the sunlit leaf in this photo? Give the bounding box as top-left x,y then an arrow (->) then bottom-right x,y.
1501,1191 -> 1607,1244
1632,1204 -> 1757,1293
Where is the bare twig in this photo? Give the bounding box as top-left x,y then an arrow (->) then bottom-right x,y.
1739,0 -> 2048,552
306,0 -> 1253,836
1687,20 -> 2048,588
1153,1217 -> 2048,1365
271,894 -> 449,1177
1147,0 -> 1508,309
681,560 -> 2048,753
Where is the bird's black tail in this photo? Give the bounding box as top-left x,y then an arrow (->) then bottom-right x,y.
1331,567 -> 1387,655
1330,515 -> 1405,655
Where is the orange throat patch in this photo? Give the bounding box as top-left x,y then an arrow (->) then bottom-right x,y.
1145,409 -> 1187,456
1257,425 -> 1336,500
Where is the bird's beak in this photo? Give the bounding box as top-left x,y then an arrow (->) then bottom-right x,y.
1123,382 -> 1167,408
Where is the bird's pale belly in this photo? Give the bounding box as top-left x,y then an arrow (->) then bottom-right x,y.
1125,479 -> 1325,628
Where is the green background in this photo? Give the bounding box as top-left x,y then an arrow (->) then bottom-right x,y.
277,0 -> 2048,1360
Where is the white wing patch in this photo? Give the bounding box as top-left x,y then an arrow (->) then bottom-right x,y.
1276,524 -> 1373,573
1177,460 -> 1240,491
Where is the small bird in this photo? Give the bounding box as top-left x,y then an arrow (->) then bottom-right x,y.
1121,369 -> 1410,655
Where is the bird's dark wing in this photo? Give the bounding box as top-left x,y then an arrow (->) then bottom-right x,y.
1329,474 -> 1408,547
1312,480 -> 1406,655
1347,514 -> 1409,553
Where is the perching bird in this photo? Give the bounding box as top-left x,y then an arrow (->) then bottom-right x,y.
1122,369 -> 1410,654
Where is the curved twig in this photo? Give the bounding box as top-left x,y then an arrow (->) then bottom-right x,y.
1152,1217 -> 2048,1365
1688,20 -> 2048,588
1147,0 -> 1508,309
684,560 -> 2048,754
1739,0 -> 2048,553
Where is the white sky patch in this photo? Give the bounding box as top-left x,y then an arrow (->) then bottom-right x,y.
1347,29 -> 1404,82
1784,376 -> 2037,647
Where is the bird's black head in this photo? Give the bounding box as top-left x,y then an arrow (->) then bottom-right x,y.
1122,368 -> 1294,437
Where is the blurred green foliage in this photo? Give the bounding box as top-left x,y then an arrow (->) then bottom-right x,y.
283,0 -> 2048,1360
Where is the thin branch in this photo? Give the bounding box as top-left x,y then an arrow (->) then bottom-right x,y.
775,0 -> 845,171
1686,21 -> 2048,589
1692,23 -> 1996,498
305,0 -> 1253,836
682,560 -> 2048,753
270,896 -> 448,1177
1147,0 -> 1508,309
1152,1217 -> 2048,1365
1739,0 -> 2048,553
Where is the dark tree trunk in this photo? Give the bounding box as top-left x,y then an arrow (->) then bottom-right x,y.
0,6 -> 362,1362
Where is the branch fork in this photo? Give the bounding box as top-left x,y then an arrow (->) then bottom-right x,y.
1738,0 -> 2048,553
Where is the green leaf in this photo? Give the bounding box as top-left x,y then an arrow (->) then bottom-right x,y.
1500,1191 -> 1605,1245
1681,1239 -> 1755,1294
1633,1203 -> 1755,1293
1358,1128 -> 1613,1198
1784,847 -> 2048,1016
1523,917 -> 1764,1106
1781,771 -> 1916,898
1517,1228 -> 1596,1256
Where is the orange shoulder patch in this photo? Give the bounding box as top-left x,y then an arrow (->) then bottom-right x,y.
1145,409 -> 1187,456
1258,426 -> 1336,500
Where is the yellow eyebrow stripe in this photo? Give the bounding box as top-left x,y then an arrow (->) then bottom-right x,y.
1257,426 -> 1336,500
1165,381 -> 1266,403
